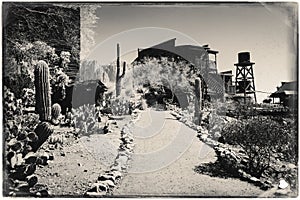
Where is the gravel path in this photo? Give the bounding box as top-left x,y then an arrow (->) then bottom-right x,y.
113,109 -> 264,197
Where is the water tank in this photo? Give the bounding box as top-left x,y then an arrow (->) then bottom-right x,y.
238,52 -> 250,63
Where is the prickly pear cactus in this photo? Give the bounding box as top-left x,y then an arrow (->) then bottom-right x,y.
34,60 -> 51,121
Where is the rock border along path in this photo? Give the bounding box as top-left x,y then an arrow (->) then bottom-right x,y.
85,111 -> 139,197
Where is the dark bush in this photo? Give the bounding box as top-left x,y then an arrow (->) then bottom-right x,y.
222,116 -> 297,178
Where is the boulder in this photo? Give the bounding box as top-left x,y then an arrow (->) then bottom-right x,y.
278,179 -> 289,189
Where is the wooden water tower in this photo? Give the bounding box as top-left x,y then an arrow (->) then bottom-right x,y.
234,52 -> 257,103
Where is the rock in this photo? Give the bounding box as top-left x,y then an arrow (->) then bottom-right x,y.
83,169 -> 88,172
41,152 -> 49,160
125,143 -> 134,150
100,180 -> 115,187
86,191 -> 106,197
287,163 -> 296,169
15,182 -> 30,191
250,177 -> 260,183
108,170 -> 122,179
275,189 -> 290,196
48,154 -> 54,160
200,134 -> 208,141
16,153 -> 24,164
36,189 -> 49,197
213,131 -> 221,139
7,138 -> 18,146
92,182 -> 108,192
98,174 -> 116,183
48,144 -> 55,150
26,175 -> 38,187
264,180 -> 273,185
9,191 -> 16,197
60,152 -> 65,156
10,154 -> 17,168
24,163 -> 36,176
110,165 -> 122,172
278,179 -> 289,189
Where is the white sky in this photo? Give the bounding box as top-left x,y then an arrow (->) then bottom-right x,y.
86,3 -> 297,103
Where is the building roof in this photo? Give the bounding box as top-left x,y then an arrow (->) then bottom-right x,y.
220,70 -> 233,76
270,81 -> 297,97
135,38 -> 218,65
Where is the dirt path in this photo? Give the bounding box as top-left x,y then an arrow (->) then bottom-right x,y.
34,124 -> 122,197
113,109 -> 264,197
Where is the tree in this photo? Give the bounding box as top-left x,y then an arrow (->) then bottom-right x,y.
130,57 -> 198,109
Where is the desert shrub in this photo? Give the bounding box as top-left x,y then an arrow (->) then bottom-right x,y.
222,116 -> 297,178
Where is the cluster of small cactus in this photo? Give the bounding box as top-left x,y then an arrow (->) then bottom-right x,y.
34,60 -> 51,121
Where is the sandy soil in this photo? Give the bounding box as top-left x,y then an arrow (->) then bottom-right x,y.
112,109 -> 265,197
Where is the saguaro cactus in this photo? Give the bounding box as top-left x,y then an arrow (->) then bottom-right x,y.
34,60 -> 51,121
115,43 -> 126,97
194,77 -> 202,125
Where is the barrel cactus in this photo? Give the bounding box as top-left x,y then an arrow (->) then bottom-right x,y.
31,122 -> 53,152
34,60 -> 51,121
51,103 -> 61,125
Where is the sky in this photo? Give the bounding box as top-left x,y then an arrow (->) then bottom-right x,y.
86,3 -> 297,103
